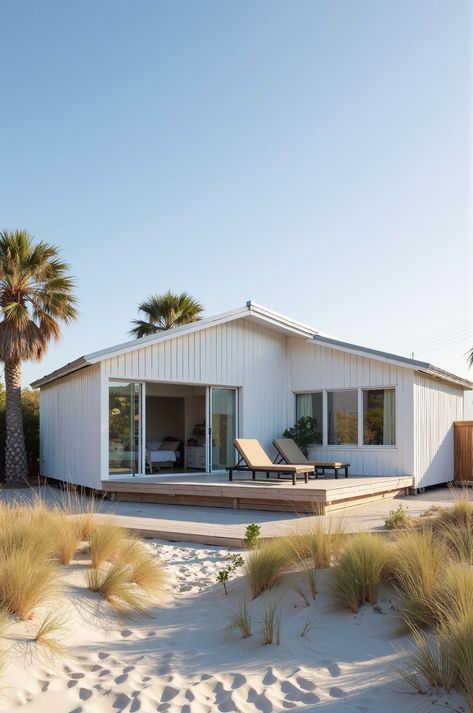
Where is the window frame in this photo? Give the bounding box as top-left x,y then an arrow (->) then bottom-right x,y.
293,386 -> 397,449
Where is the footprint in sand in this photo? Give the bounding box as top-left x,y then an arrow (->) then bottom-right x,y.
71,673 -> 85,680
230,673 -> 246,689
79,688 -> 92,701
39,680 -> 49,692
98,652 -> 109,660
146,630 -> 156,637
99,669 -> 111,677
89,664 -> 101,672
121,629 -> 132,638
247,688 -> 272,713
114,673 -> 128,684
262,667 -> 278,686
296,676 -> 317,691
113,693 -> 130,709
161,686 -> 179,703
327,662 -> 341,677
281,681 -> 319,705
329,686 -> 347,698
68,680 -> 78,689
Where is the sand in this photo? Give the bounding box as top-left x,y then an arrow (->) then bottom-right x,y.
1,540 -> 466,713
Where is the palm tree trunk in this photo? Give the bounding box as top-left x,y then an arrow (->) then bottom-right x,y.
4,359 -> 28,482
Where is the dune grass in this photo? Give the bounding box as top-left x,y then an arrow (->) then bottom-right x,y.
85,563 -> 146,613
244,540 -> 289,599
331,533 -> 389,612
389,529 -> 448,629
33,609 -> 67,657
259,595 -> 281,645
0,550 -> 58,620
284,519 -> 345,569
226,598 -> 252,639
88,522 -> 125,568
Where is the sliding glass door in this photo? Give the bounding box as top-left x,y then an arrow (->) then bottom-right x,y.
109,382 -> 143,475
209,388 -> 237,471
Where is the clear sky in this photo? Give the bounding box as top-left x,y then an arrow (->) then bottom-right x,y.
0,0 -> 471,390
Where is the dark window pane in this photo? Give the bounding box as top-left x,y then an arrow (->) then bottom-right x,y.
363,389 -> 395,445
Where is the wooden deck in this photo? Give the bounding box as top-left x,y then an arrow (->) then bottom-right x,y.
102,473 -> 414,514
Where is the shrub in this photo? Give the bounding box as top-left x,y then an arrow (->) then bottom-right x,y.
244,524 -> 261,549
216,551 -> 244,595
331,533 -> 389,612
88,523 -> 124,568
244,540 -> 289,599
283,416 -> 320,456
384,504 -> 412,531
0,549 -> 58,619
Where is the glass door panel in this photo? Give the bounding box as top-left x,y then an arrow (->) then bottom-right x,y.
210,388 -> 237,471
109,382 -> 142,475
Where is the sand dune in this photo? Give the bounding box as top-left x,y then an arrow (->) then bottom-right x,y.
1,541 -> 465,712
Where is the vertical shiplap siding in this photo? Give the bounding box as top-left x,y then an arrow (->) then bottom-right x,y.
413,374 -> 464,487
287,339 -> 415,476
101,319 -> 288,454
39,365 -> 102,488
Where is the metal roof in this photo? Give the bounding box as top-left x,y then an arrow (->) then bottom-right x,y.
312,335 -> 473,390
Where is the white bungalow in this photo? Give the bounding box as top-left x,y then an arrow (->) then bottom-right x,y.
32,301 -> 472,494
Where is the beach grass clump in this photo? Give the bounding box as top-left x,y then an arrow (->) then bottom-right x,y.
399,627 -> 456,693
244,540 -> 289,599
128,549 -> 166,597
33,609 -> 66,657
50,511 -> 82,565
226,598 -> 252,639
0,549 -> 58,620
88,522 -> 124,568
390,529 -> 448,629
259,595 -> 281,645
331,533 -> 389,612
285,519 -> 345,570
85,563 -> 145,613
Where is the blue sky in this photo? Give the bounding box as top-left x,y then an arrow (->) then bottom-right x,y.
0,0 -> 471,389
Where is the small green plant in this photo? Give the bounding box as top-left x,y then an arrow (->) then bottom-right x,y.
244,524 -> 261,549
384,504 -> 412,530
216,569 -> 230,595
216,551 -> 244,595
283,416 -> 320,456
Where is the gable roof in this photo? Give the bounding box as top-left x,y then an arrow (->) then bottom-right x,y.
31,301 -> 319,388
31,301 -> 473,390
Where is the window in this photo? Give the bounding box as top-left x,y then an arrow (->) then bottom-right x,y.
295,393 -> 323,444
327,390 -> 358,445
363,388 -> 395,445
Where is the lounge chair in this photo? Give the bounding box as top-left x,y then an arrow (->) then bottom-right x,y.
273,438 -> 350,479
227,438 -> 314,486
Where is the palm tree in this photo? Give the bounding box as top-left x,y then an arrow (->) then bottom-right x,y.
130,291 -> 203,338
0,230 -> 77,482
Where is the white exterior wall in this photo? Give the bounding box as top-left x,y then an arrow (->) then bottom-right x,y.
287,339 -> 415,476
39,364 -> 102,488
100,319 -> 289,479
413,374 -> 464,488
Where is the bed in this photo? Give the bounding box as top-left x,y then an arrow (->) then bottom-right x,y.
146,439 -> 182,473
